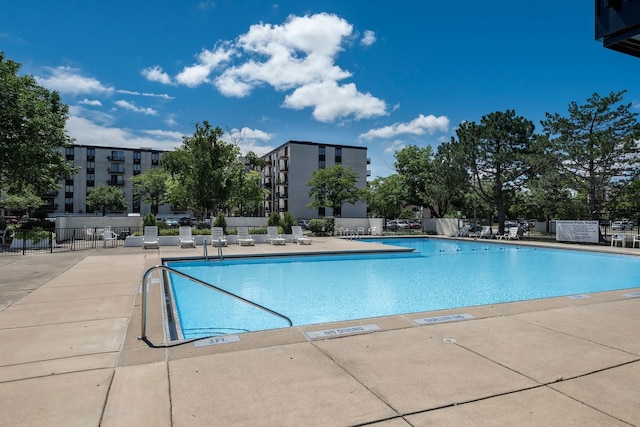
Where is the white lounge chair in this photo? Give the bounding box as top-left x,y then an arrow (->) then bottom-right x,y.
236,226 -> 254,246
142,226 -> 160,249
506,226 -> 520,240
478,226 -> 492,239
611,233 -> 625,247
633,234 -> 640,249
368,226 -> 377,235
101,230 -> 118,248
266,226 -> 285,245
291,226 -> 311,245
178,226 -> 196,248
210,227 -> 227,247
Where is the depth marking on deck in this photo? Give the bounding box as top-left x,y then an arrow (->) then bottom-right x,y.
194,335 -> 241,347
622,292 -> 640,298
305,324 -> 381,340
414,313 -> 475,325
567,294 -> 591,300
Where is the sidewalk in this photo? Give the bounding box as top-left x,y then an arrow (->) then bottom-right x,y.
0,238 -> 638,426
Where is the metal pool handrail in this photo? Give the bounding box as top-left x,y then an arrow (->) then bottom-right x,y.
139,264 -> 293,342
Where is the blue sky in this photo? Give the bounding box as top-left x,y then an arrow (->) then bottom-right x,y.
2,1 -> 639,178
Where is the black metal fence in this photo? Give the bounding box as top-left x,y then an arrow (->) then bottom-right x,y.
0,226 -> 143,256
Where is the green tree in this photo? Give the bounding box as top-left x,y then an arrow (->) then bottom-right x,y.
394,143 -> 469,218
608,178 -> 640,223
85,184 -> 128,216
541,91 -> 640,220
130,168 -> 169,215
453,110 -> 536,234
1,191 -> 46,215
229,168 -> 267,217
306,164 -> 361,215
161,121 -> 241,218
0,52 -> 76,200
364,174 -> 405,219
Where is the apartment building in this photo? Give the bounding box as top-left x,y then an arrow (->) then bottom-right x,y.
45,144 -> 176,217
261,141 -> 370,220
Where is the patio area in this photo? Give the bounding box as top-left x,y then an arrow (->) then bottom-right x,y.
0,237 -> 638,426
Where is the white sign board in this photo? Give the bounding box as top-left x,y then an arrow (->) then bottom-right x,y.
555,220 -> 599,243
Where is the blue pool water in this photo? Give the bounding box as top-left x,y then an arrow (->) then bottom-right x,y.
167,238 -> 640,339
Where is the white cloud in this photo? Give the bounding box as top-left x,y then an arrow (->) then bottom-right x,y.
152,13 -> 388,122
114,100 -> 158,115
36,66 -> 113,96
359,114 -> 450,140
384,139 -> 406,154
226,127 -> 275,156
216,12 -> 353,93
79,99 -> 102,107
360,30 -> 376,47
142,65 -> 173,85
176,45 -> 234,87
117,89 -> 174,99
65,114 -> 183,151
284,80 -> 387,123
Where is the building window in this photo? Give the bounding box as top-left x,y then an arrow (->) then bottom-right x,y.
65,185 -> 73,193
87,147 -> 95,162
335,147 -> 342,164
318,146 -> 326,162
109,163 -> 124,173
86,174 -> 94,187
108,150 -> 125,161
151,152 -> 160,165
109,175 -> 125,186
133,151 -> 141,164
86,161 -> 94,173
65,147 -> 74,160
318,207 -> 325,217
319,160 -> 326,169
133,163 -> 141,175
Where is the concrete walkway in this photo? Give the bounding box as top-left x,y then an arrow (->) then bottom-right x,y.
0,237 -> 638,426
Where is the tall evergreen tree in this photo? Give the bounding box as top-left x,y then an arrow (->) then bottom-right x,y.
541,91 -> 640,220
453,110 -> 536,234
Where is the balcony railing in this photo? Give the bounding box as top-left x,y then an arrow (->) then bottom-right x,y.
107,155 -> 125,162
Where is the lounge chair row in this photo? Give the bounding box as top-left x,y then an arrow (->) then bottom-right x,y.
141,225 -> 312,249
453,226 -> 521,240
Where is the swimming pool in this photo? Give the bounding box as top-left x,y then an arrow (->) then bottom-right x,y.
166,238 -> 640,339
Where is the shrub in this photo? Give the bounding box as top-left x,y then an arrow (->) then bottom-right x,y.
282,211 -> 296,234
13,227 -> 51,244
249,227 -> 267,234
324,216 -> 336,234
213,213 -> 227,233
267,212 -> 281,227
308,218 -> 327,236
143,213 -> 156,226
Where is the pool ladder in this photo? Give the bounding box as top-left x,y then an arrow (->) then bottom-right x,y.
138,265 -> 293,345
202,239 -> 224,260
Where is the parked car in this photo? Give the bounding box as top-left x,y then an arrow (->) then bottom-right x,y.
406,220 -> 421,229
298,220 -> 310,230
612,220 -> 633,231
386,219 -> 410,231
165,219 -> 179,227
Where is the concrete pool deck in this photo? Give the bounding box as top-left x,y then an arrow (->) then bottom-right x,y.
0,236 -> 638,426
